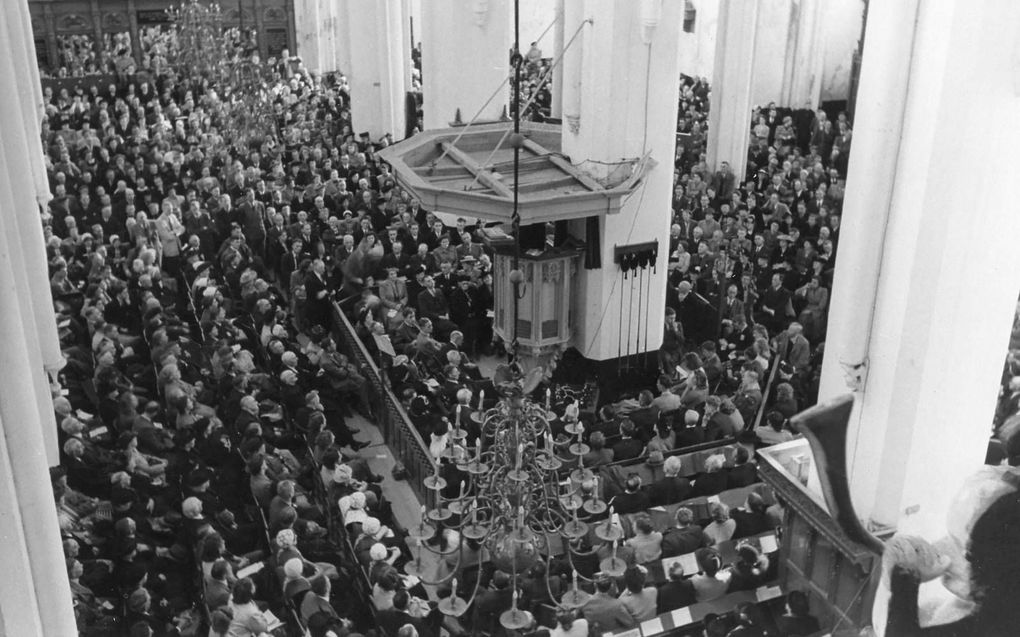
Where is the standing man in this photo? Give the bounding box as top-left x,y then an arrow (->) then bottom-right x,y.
155,199 -> 185,279
304,259 -> 332,330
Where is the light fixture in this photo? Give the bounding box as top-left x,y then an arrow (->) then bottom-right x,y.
407,379 -> 621,629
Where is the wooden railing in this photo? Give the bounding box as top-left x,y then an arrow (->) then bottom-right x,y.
330,303 -> 438,508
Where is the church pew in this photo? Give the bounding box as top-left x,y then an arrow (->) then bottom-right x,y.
644,530 -> 781,585
602,587 -> 787,637
616,482 -> 775,535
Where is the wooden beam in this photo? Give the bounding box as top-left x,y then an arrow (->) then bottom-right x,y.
520,139 -> 604,192
439,142 -> 514,198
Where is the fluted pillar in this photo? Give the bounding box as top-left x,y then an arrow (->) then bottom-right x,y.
4,0 -> 62,463
559,0 -> 683,362
421,0 -> 510,129
779,0 -> 824,108
550,0 -> 565,119
818,0 -> 1020,537
705,0 -> 759,181
346,0 -> 408,139
0,7 -> 77,634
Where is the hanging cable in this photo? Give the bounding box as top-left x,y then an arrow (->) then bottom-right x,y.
430,14 -> 559,172
464,17 -> 592,191
509,0 -> 523,360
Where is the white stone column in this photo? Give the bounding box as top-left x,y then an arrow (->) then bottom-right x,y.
347,0 -> 408,139
560,0 -> 683,362
780,0 -> 824,109
320,0 -> 340,73
706,0 -> 758,182
293,0 -> 322,72
818,0 -> 1020,535
0,15 -> 78,628
421,0 -> 510,129
333,2 -> 353,75
4,0 -> 62,463
559,0 -> 585,136
550,0 -> 565,119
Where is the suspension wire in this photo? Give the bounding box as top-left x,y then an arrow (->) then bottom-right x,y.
464,17 -> 592,191
428,74 -> 512,169
429,15 -> 557,171
510,0 -> 522,358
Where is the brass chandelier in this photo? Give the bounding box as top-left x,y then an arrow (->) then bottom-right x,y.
408,380 -> 629,630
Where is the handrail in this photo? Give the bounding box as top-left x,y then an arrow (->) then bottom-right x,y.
751,352 -> 784,432
330,302 -> 438,508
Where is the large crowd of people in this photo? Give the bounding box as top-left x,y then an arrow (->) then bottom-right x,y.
33,5 -> 842,629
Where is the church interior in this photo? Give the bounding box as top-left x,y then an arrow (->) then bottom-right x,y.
2,0 -> 1020,635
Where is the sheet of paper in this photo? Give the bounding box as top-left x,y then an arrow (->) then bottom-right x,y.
679,551 -> 700,575
262,609 -> 284,631
89,426 -> 108,439
671,606 -> 693,626
707,494 -> 721,504
649,506 -> 666,512
373,333 -> 397,357
640,617 -> 664,635
756,585 -> 783,601
759,533 -> 779,553
236,561 -> 265,579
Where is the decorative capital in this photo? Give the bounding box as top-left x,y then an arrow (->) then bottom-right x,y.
840,358 -> 867,392
565,114 -> 580,135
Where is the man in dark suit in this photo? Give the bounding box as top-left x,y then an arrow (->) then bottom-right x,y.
758,272 -> 792,333
303,259 -> 332,329
473,570 -> 515,635
609,474 -> 650,515
727,446 -> 758,488
379,240 -> 411,278
417,275 -> 457,338
646,455 -> 693,507
377,590 -> 436,637
448,277 -> 476,345
731,492 -> 772,540
674,409 -> 706,448
661,507 -> 712,557
611,419 -> 644,462
656,562 -> 697,615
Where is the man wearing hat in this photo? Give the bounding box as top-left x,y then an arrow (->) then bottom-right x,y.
448,275 -> 476,347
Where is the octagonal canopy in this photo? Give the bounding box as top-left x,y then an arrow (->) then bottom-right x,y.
378,122 -> 654,225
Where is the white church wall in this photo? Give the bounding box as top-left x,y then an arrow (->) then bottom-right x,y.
675,0 -> 861,106
819,0 -> 863,103
518,0 -> 558,55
